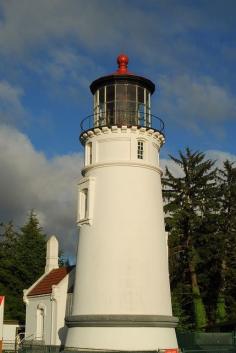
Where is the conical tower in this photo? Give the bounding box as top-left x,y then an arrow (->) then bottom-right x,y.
65,55 -> 178,352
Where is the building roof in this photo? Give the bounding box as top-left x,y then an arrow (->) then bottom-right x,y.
28,266 -> 74,296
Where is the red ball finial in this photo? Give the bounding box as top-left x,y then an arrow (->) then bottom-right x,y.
117,54 -> 129,74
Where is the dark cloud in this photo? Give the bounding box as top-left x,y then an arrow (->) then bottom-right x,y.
0,124 -> 83,257
0,81 -> 28,126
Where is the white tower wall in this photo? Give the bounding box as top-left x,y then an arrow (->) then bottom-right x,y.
65,127 -> 178,351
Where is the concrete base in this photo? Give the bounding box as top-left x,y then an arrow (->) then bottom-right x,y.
65,327 -> 178,351
64,315 -> 178,351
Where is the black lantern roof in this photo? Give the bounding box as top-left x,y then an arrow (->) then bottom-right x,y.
90,54 -> 155,95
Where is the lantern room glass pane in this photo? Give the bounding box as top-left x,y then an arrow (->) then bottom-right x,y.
116,84 -> 126,101
107,102 -> 115,125
99,87 -> 105,103
146,91 -> 151,127
138,86 -> 144,103
106,85 -> 115,102
146,91 -> 149,107
138,103 -> 145,125
116,100 -> 127,116
126,102 -> 136,124
127,85 -> 136,102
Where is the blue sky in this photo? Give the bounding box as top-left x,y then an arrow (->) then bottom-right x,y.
0,0 -> 236,257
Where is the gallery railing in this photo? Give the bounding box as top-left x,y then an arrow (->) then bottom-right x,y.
80,110 -> 165,134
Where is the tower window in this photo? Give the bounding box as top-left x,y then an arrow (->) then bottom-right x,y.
80,189 -> 88,220
78,177 -> 95,226
86,142 -> 92,165
137,141 -> 144,159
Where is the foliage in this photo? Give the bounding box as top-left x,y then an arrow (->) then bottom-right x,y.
0,211 -> 46,323
216,161 -> 236,322
163,150 -> 236,330
0,222 -> 19,320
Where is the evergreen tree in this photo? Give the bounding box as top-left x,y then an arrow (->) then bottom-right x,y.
16,210 -> 46,282
0,212 -> 69,323
0,222 -> 19,320
216,161 -> 236,322
14,211 -> 46,322
163,148 -> 218,330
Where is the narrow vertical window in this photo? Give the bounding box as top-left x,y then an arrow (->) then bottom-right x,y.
157,152 -> 159,165
84,189 -> 88,219
36,307 -> 45,340
89,143 -> 92,165
86,142 -> 92,165
80,189 -> 88,220
78,177 -> 95,225
137,141 -> 144,159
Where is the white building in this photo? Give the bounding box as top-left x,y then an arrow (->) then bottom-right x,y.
23,236 -> 75,346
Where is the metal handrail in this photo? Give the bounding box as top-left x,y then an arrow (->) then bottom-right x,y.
80,110 -> 165,134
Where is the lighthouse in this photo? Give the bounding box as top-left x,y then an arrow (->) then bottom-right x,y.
65,55 -> 178,352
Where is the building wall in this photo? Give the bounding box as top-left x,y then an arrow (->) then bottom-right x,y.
2,323 -> 19,350
51,272 -> 74,346
75,128 -> 171,316
25,295 -> 52,344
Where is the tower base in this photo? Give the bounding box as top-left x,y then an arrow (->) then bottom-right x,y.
64,315 -> 178,352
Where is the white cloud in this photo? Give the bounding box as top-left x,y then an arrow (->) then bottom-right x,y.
0,124 -> 83,257
205,150 -> 236,168
158,74 -> 236,131
160,157 -> 184,178
42,48 -> 103,90
161,149 -> 236,177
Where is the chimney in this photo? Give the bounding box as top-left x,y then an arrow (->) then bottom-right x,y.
45,235 -> 59,273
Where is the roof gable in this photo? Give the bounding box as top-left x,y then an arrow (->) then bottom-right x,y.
28,266 -> 74,296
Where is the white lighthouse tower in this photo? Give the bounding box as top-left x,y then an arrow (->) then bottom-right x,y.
65,55 -> 178,352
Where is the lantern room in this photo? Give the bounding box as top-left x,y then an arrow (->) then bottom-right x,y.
80,54 -> 164,140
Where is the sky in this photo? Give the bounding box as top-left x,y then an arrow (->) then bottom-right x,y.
0,0 -> 236,259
